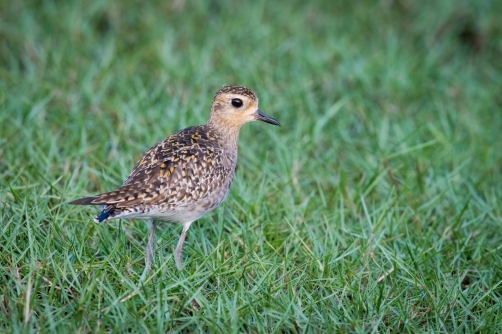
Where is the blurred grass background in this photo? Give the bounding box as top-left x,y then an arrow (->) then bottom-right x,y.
1,0 -> 502,332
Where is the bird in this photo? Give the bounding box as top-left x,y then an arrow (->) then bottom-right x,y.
69,85 -> 280,280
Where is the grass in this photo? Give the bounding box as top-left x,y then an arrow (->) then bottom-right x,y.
1,0 -> 502,332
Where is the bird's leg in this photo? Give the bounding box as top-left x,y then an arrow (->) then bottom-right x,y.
140,220 -> 156,282
175,222 -> 193,271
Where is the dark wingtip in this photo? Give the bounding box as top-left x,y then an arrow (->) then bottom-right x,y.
68,196 -> 98,205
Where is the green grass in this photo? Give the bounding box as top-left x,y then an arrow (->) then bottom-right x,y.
1,0 -> 502,332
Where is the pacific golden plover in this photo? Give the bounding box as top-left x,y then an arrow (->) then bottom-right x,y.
70,85 -> 280,279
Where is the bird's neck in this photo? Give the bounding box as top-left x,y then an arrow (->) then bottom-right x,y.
205,119 -> 241,154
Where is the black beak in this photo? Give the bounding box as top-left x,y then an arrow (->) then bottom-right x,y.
255,110 -> 281,126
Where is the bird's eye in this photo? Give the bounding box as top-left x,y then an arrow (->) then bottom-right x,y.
231,98 -> 243,108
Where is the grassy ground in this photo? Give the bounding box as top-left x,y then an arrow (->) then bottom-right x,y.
1,0 -> 502,332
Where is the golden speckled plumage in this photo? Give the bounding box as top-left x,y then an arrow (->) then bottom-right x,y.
79,125 -> 237,222
70,85 -> 280,276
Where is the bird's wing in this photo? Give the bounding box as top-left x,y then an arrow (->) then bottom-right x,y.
74,125 -> 234,208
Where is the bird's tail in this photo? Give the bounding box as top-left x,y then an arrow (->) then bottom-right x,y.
95,205 -> 116,223
69,196 -> 116,223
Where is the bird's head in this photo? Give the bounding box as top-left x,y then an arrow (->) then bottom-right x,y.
208,85 -> 281,129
